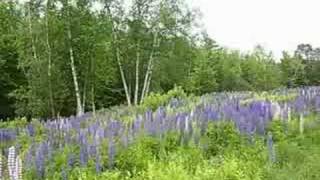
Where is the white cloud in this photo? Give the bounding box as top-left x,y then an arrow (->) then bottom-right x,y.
190,0 -> 320,59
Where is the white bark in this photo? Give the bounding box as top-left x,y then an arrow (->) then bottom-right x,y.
90,53 -> 96,117
82,83 -> 86,112
66,2 -> 83,116
114,29 -> 132,106
134,42 -> 140,105
140,30 -> 159,102
106,5 -> 132,106
82,61 -> 90,112
27,2 -> 38,62
45,1 -> 55,117
91,86 -> 96,117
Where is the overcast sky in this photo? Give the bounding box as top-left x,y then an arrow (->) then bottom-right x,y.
190,0 -> 320,59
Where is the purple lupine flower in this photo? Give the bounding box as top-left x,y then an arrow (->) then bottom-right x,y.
314,96 -> 320,112
0,153 -> 2,179
95,149 -> 101,173
0,129 -> 16,142
27,124 -> 35,137
95,127 -> 105,143
132,116 -> 143,136
35,144 -> 46,178
267,132 -> 276,163
121,133 -> 129,147
0,153 -> 2,180
107,120 -> 122,137
294,96 -> 306,113
67,153 -> 75,168
193,127 -> 201,146
24,143 -> 35,170
145,117 -> 157,136
61,167 -> 67,180
89,144 -> 97,158
80,144 -> 88,167
108,138 -> 116,168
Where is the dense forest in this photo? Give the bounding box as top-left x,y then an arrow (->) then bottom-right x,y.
1,0 -> 320,119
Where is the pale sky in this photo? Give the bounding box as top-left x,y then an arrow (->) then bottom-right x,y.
190,0 -> 320,59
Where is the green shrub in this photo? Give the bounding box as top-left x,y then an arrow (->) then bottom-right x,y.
115,137 -> 161,174
0,117 -> 28,128
141,86 -> 186,111
139,160 -> 191,180
267,120 -> 287,143
137,147 -> 203,180
160,132 -> 181,153
205,121 -> 241,157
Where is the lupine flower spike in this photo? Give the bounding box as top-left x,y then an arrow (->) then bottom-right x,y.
15,156 -> 23,180
267,132 -> 276,164
8,146 -> 16,180
0,154 -> 2,180
299,113 -> 304,135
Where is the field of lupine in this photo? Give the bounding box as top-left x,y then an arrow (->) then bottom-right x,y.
1,87 -> 320,180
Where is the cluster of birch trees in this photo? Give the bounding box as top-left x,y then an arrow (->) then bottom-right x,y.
1,0 -> 197,118
1,0 -> 319,119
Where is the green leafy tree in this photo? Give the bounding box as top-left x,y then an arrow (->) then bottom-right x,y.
280,51 -> 307,87
0,1 -> 26,119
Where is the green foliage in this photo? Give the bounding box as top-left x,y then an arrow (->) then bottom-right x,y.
0,2 -> 26,119
0,117 -> 28,128
242,46 -> 281,91
161,132 -> 181,152
139,160 -> 191,180
267,142 -> 320,180
205,121 -> 241,156
141,86 -> 186,110
267,120 -> 287,143
185,38 -> 220,95
115,136 -> 161,174
280,52 -> 307,87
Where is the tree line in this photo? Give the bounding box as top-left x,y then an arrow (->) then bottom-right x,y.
0,0 -> 319,119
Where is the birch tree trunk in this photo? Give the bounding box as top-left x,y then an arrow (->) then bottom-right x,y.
90,56 -> 96,117
145,61 -> 154,97
82,59 -> 91,112
106,5 -> 132,106
116,40 -> 131,106
134,42 -> 140,105
68,28 -> 83,116
140,31 -> 159,102
27,2 -> 38,62
91,86 -> 96,117
146,37 -> 162,96
45,1 -> 55,117
82,80 -> 86,112
66,2 -> 83,116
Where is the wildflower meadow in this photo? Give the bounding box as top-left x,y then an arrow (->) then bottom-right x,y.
1,87 -> 320,179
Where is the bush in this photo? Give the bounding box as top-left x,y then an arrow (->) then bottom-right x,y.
141,86 -> 186,111
267,120 -> 287,143
0,117 -> 28,128
205,121 -> 241,157
115,137 -> 161,174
